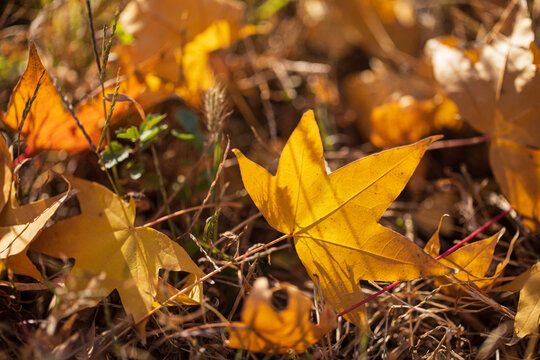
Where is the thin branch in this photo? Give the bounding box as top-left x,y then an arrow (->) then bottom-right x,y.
428,135 -> 492,150
144,202 -> 241,228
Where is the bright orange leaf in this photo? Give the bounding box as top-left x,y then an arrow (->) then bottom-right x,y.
344,59 -> 461,148
1,42 -> 148,153
2,42 -> 101,153
226,277 -> 336,354
370,97 -> 434,148
234,110 -> 449,329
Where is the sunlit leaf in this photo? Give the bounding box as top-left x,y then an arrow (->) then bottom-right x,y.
235,110 -> 449,329
425,217 -> 508,292
429,0 -> 540,230
0,136 -> 70,279
30,176 -> 205,331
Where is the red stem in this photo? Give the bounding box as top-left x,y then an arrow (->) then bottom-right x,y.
13,147 -> 33,167
337,207 -> 512,318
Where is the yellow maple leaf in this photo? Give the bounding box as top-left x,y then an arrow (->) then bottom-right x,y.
114,0 -> 248,105
425,217 -> 509,292
428,0 -> 540,230
29,176 -> 204,331
496,262 -> 540,337
0,136 -> 70,279
226,277 -> 336,354
234,110 -> 449,329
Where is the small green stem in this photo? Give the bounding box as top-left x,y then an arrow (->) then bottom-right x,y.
151,144 -> 176,238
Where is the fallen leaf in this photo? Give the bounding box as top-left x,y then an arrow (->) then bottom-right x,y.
496,262 -> 540,337
0,133 -> 13,212
425,217 -> 508,292
30,176 -> 204,331
1,42 -> 153,154
428,0 -> 540,229
115,0 -> 248,105
0,190 -> 71,280
514,265 -> 540,337
370,97 -> 434,148
0,135 -> 71,279
226,277 -> 336,354
234,110 -> 449,329
344,59 -> 461,148
489,138 -> 540,230
2,42 -> 101,153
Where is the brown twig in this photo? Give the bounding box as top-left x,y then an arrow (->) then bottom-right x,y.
144,202 -> 241,228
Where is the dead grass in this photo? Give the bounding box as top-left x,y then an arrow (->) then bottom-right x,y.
0,0 -> 539,359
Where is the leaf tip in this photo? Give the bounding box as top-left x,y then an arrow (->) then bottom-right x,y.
428,134 -> 444,144
232,149 -> 243,158
27,41 -> 40,62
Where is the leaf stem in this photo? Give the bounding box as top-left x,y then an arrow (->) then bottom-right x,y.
428,135 -> 491,150
151,143 -> 177,237
85,0 -> 102,76
336,207 -> 512,318
144,202 -> 241,228
16,69 -> 45,159
436,208 -> 511,260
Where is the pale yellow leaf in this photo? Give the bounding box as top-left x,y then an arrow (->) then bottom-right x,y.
115,0 -> 247,105
0,134 -> 70,279
30,176 -> 204,331
514,263 -> 540,337
428,0 -> 540,230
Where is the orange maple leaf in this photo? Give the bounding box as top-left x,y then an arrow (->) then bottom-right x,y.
2,42 -> 143,153
226,277 -> 336,354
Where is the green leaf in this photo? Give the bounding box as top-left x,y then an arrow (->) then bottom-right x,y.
140,124 -> 168,149
100,141 -> 130,169
140,114 -> 167,133
255,0 -> 293,22
116,126 -> 140,141
135,114 -> 168,149
116,23 -> 134,45
171,130 -> 196,141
